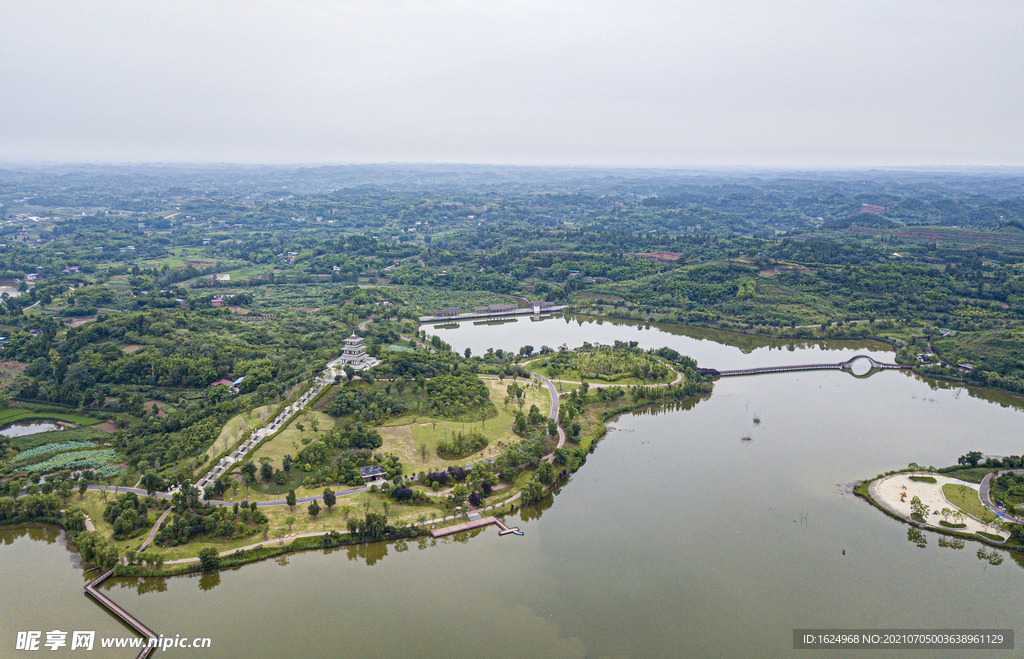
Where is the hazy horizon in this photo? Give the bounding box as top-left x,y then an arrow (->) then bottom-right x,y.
2,0 -> 1022,167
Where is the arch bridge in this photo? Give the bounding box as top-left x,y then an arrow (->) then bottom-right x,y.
704,354 -> 911,378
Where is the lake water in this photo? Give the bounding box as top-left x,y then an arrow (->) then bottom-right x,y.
0,285 -> 24,299
0,526 -> 129,658
0,422 -> 58,438
3,316 -> 1023,658
427,314 -> 895,371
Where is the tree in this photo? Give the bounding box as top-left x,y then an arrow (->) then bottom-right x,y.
57,481 -> 72,503
959,451 -> 983,468
282,454 -> 293,472
286,490 -> 297,511
538,460 -> 556,485
78,478 -> 88,499
260,462 -> 274,482
910,495 -> 929,519
464,347 -> 472,358
419,442 -> 428,463
547,419 -> 558,437
198,547 -> 220,571
322,488 -> 336,512
308,500 -> 321,518
285,515 -> 295,532
240,461 -> 257,483
363,512 -> 387,540
141,471 -> 161,496
522,479 -> 544,505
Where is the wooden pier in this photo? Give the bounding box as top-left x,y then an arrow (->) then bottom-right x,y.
85,567 -> 158,659
430,515 -> 522,538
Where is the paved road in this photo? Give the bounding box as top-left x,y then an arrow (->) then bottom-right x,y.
139,507 -> 172,551
979,469 -> 1024,524
531,372 -> 566,449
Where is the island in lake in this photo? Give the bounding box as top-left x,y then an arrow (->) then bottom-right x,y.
859,453 -> 1024,549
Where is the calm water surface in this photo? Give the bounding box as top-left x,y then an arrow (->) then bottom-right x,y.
428,314 -> 895,370
1,422 -> 58,438
3,319 -> 1023,658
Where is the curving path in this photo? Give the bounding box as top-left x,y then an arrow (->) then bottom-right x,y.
980,469 -> 1024,524
139,507 -> 173,551
531,372 -> 566,449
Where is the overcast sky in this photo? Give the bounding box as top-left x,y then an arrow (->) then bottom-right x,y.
1,0 -> 1021,167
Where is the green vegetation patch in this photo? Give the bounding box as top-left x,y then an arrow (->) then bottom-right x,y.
426,373 -> 496,420
0,408 -> 103,429
534,344 -> 674,384
9,426 -> 108,452
977,531 -> 1005,542
939,467 -> 995,483
909,475 -> 937,483
23,448 -> 118,473
939,520 -> 967,528
941,483 -> 997,523
12,440 -> 97,463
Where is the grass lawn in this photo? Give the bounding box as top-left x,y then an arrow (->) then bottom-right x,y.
529,364 -> 668,386
154,492 -> 451,560
203,405 -> 274,463
378,377 -> 550,472
243,409 -> 336,472
74,490 -> 166,554
942,483 -> 997,523
943,467 -> 997,483
154,531 -> 275,561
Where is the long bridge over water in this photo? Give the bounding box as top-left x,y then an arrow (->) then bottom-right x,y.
85,567 -> 158,659
701,354 -> 911,378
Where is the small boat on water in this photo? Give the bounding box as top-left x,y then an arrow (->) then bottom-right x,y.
741,435 -> 752,441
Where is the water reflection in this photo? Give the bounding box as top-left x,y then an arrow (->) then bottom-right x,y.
138,577 -> 169,595
198,570 -> 221,592
937,536 -> 966,551
427,312 -> 895,369
0,523 -> 62,546
519,491 -> 556,523
977,547 -> 1005,566
622,395 -> 709,418
347,540 -> 389,566
916,373 -> 1024,411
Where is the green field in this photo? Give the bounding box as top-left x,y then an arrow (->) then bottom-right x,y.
378,377 -> 550,471
0,408 -> 103,430
204,405 -> 274,463
8,426 -> 109,452
942,483 -> 997,524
